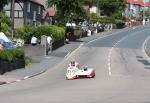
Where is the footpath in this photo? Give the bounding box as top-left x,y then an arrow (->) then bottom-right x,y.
0,27 -> 146,85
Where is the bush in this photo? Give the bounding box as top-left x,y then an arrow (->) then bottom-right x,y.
15,26 -> 34,44
0,49 -> 25,73
89,13 -> 115,24
0,11 -> 11,35
0,49 -> 14,62
15,25 -> 65,44
115,20 -> 125,29
32,25 -> 65,43
0,48 -> 25,62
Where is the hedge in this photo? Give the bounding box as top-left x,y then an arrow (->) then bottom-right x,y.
0,49 -> 25,74
15,25 -> 65,44
0,48 -> 25,62
90,16 -> 115,24
115,19 -> 125,29
15,25 -> 34,44
89,13 -> 115,24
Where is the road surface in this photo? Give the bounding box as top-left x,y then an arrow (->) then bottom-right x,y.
0,26 -> 150,103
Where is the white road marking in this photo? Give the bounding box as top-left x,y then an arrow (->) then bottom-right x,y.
87,30 -> 125,45
65,43 -> 84,59
23,76 -> 29,80
107,28 -> 150,76
142,36 -> 150,62
107,35 -> 129,76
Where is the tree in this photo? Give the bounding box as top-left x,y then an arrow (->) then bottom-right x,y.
0,0 -> 9,11
84,0 -> 126,16
98,0 -> 126,17
0,0 -> 9,32
47,0 -> 86,26
0,11 -> 10,33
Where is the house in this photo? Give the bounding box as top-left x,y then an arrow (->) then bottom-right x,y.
43,6 -> 56,24
4,0 -> 45,28
125,0 -> 150,19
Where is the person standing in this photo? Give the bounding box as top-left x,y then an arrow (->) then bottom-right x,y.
46,36 -> 52,55
0,42 -> 4,50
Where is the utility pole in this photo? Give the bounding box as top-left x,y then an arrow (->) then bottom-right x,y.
11,0 -> 15,38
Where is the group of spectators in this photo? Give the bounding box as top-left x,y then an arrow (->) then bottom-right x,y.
65,20 -> 112,43
31,36 -> 52,55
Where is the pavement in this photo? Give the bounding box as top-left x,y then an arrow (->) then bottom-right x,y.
1,27 -> 149,85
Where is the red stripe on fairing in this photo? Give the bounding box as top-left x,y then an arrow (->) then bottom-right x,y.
87,69 -> 95,77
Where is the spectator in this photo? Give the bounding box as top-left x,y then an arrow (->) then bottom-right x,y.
0,42 -> 3,50
87,29 -> 91,36
66,21 -> 72,27
31,36 -> 37,46
46,36 -> 52,55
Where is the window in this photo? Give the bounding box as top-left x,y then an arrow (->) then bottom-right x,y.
33,11 -> 36,21
27,2 -> 31,13
38,6 -> 41,14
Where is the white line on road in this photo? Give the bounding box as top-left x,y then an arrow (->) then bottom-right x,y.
65,43 -> 84,59
142,36 -> 150,62
107,35 -> 130,76
108,28 -> 150,76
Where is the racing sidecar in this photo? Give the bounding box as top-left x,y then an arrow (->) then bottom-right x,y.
65,66 -> 95,80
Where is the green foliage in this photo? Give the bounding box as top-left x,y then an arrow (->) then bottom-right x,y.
0,50 -> 14,62
25,56 -> 35,65
0,11 -> 10,34
11,49 -> 25,59
0,0 -> 9,11
32,25 -> 65,42
47,0 -> 86,26
98,0 -> 126,16
1,22 -> 10,33
32,25 -> 52,39
15,25 -> 65,44
0,49 -> 25,62
89,13 -> 115,24
115,19 -> 125,28
15,26 -> 34,44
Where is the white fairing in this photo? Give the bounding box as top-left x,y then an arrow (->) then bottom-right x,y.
78,69 -> 93,76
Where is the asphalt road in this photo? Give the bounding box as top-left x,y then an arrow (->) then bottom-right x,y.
0,26 -> 150,103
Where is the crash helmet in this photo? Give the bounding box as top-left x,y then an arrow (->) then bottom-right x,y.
84,66 -> 88,71
70,59 -> 75,66
84,66 -> 88,69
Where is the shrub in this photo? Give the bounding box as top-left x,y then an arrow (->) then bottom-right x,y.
89,13 -> 115,24
32,25 -> 65,43
0,48 -> 25,62
15,25 -> 65,44
115,20 -> 125,29
0,11 -> 11,35
0,49 -> 14,62
1,23 -> 10,34
15,26 -> 34,44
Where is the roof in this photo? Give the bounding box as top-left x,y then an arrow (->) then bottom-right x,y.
43,7 -> 56,18
46,7 -> 55,16
19,0 -> 44,6
29,0 -> 44,6
127,0 -> 150,6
